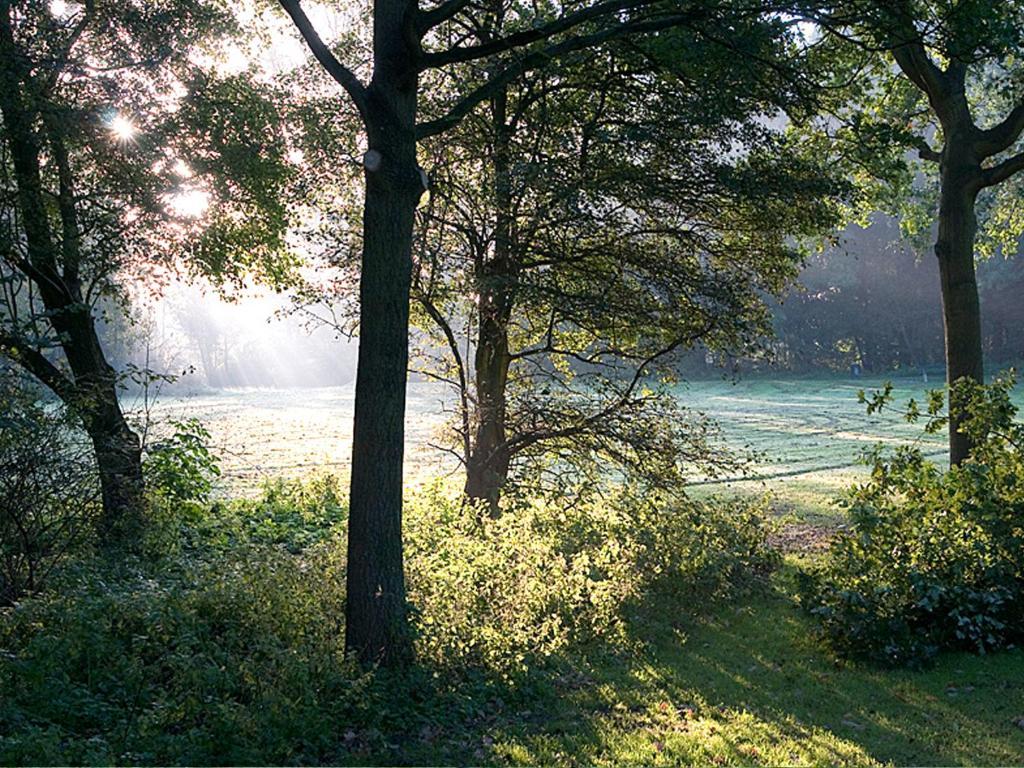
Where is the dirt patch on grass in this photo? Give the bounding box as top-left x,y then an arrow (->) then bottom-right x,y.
768,522 -> 838,554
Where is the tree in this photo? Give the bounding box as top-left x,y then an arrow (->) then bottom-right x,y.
274,0 -> 832,665
410,32 -> 844,509
803,0 -> 1024,464
0,0 -> 294,547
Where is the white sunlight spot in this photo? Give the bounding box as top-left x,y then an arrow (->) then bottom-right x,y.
109,114 -> 137,142
172,159 -> 194,178
49,0 -> 70,17
168,188 -> 210,219
286,149 -> 305,165
222,46 -> 251,74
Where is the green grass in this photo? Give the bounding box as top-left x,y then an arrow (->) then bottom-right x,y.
148,375 -> 1023,512
400,564 -> 1024,767
678,375 -> 1022,526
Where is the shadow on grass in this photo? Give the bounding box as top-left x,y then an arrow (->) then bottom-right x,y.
471,568 -> 1024,767
3,550 -> 1021,766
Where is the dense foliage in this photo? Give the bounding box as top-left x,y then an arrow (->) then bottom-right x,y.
0,473 -> 777,764
0,377 -> 96,604
802,374 -> 1024,666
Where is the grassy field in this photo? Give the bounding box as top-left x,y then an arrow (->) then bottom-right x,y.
410,569 -> 1020,767
466,568 -> 1024,766
675,376 -> 954,524
142,374 -> 987,518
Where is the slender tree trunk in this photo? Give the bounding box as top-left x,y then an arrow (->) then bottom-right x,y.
0,12 -> 145,548
935,142 -> 983,467
465,313 -> 512,509
464,88 -> 515,511
343,0 -> 421,665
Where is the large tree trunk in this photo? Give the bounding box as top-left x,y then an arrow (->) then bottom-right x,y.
343,0 -> 420,665
935,144 -> 983,467
48,297 -> 147,547
87,390 -> 146,545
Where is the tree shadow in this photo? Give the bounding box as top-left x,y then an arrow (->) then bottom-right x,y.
475,576 -> 1024,766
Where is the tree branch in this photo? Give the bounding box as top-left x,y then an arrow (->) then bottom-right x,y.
981,150 -> 1024,188
0,332 -> 76,402
976,102 -> 1024,159
421,0 -> 660,68
890,43 -> 946,103
417,10 -> 704,138
417,0 -> 474,34
505,325 -> 706,455
915,141 -> 941,163
40,0 -> 94,96
277,0 -> 370,122
417,293 -> 473,464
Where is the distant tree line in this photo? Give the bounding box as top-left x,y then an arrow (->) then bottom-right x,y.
702,217 -> 1024,378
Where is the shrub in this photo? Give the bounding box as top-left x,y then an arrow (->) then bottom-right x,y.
0,550 -> 369,765
802,373 -> 1024,666
0,378 -> 97,604
0,474 -> 777,763
406,482 -> 778,676
144,418 -> 221,506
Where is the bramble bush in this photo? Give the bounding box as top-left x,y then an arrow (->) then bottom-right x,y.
0,461 -> 777,763
802,373 -> 1024,666
0,377 -> 97,605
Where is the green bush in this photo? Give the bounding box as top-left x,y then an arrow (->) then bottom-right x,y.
406,482 -> 777,676
0,377 -> 97,604
0,475 -> 776,763
802,374 -> 1024,666
0,547 -> 364,764
144,418 -> 221,507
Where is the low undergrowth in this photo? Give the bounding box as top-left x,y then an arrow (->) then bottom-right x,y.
0,476 -> 777,765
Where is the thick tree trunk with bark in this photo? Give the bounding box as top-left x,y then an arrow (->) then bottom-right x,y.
88,391 -> 146,544
57,313 -> 146,544
343,0 -> 421,666
935,141 -> 983,467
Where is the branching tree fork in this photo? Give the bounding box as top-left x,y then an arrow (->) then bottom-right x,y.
807,0 -> 1024,465
410,39 -> 842,510
275,0 -> 809,665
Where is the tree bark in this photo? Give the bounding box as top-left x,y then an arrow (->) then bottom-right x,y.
86,385 -> 146,544
935,142 -> 983,467
343,0 -> 421,666
464,88 -> 515,511
464,309 -> 512,510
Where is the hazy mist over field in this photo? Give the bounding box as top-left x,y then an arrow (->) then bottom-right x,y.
135,282 -> 360,391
